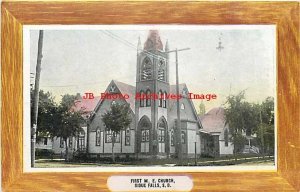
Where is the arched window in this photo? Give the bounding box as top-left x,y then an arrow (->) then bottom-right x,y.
158,117 -> 166,143
125,128 -> 130,146
158,60 -> 166,81
146,89 -> 151,107
181,103 -> 185,110
140,90 -> 145,107
142,130 -> 150,142
111,100 -> 116,106
224,129 -> 229,147
163,91 -> 167,108
158,90 -> 163,107
96,128 -> 101,146
78,130 -> 85,151
141,57 -> 152,80
105,129 -> 120,143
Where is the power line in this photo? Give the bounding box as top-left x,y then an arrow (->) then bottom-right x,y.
40,30 -> 182,88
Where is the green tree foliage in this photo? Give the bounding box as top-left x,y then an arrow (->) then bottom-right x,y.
225,91 -> 275,157
32,91 -> 85,161
256,97 -> 275,155
224,91 -> 259,158
102,103 -> 132,162
30,89 -> 57,141
52,94 -> 85,161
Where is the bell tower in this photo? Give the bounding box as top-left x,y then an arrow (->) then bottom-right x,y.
135,30 -> 170,157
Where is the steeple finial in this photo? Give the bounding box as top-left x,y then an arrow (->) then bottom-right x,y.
165,39 -> 169,52
137,36 -> 141,53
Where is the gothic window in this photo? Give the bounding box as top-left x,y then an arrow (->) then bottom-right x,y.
141,57 -> 152,80
146,89 -> 151,107
96,128 -> 101,146
109,85 -> 116,93
224,129 -> 229,147
181,131 -> 186,144
158,118 -> 166,143
111,100 -> 116,106
158,90 -> 163,107
114,133 -> 120,143
125,128 -> 130,146
158,129 -> 165,142
140,90 -> 145,107
105,129 -> 112,143
181,103 -> 185,110
105,129 -> 120,143
78,131 -> 85,151
163,91 -> 167,108
141,130 -> 150,142
158,59 -> 166,81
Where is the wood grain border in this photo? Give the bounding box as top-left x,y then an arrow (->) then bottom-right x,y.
1,1 -> 299,191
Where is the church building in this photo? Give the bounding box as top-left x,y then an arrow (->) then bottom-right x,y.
51,30 -> 226,159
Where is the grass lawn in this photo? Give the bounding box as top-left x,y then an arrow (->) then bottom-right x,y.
35,155 -> 274,168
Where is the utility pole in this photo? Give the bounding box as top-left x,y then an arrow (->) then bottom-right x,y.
31,30 -> 44,167
259,105 -> 264,158
166,48 -> 190,160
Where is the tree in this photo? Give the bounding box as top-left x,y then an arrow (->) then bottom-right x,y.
30,89 -> 57,142
102,103 -> 132,162
257,97 -> 275,156
199,101 -> 206,115
50,94 -> 84,161
224,91 -> 259,159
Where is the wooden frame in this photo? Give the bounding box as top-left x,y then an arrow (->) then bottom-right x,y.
1,1 -> 299,191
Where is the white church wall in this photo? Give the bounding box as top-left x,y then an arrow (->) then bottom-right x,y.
187,130 -> 196,154
219,140 -> 234,155
138,107 -> 151,121
196,134 -> 201,154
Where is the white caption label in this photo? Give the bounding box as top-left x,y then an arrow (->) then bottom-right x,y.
107,175 -> 193,191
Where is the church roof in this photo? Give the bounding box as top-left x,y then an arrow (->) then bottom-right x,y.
199,107 -> 226,133
169,84 -> 204,131
113,80 -> 136,112
144,30 -> 163,51
169,83 -> 187,113
73,96 -> 101,113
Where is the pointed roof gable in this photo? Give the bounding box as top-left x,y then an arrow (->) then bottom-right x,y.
169,84 -> 204,131
91,80 -> 136,118
113,80 -> 136,111
144,30 -> 163,51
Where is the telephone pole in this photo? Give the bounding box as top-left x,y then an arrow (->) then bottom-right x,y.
31,30 -> 44,167
166,48 -> 190,160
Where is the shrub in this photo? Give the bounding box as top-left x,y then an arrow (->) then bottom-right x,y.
35,149 -> 54,158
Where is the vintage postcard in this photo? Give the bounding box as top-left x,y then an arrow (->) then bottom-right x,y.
24,25 -> 276,173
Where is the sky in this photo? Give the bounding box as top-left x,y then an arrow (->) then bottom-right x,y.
29,25 -> 276,112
